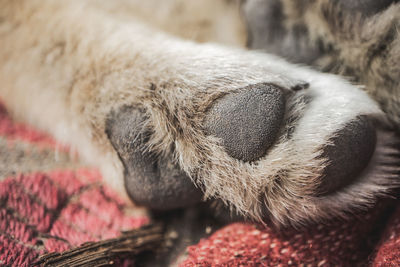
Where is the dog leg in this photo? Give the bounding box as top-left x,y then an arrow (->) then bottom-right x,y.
0,0 -> 397,226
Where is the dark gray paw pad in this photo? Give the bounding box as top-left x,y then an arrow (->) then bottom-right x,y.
204,83 -> 286,162
318,116 -> 377,195
106,106 -> 202,210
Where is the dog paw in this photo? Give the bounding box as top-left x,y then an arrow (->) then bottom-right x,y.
2,0 -> 399,227
99,47 -> 399,226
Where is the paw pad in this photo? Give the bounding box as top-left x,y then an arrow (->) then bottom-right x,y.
318,116 -> 377,195
106,106 -> 202,210
204,83 -> 285,162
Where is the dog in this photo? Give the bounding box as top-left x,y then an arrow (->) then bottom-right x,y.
0,0 -> 399,231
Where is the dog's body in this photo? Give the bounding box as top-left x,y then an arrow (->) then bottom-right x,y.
0,0 -> 399,230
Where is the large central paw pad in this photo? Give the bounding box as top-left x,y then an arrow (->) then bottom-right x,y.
106,106 -> 203,210
204,83 -> 286,162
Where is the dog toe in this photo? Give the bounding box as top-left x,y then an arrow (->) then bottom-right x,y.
204,83 -> 286,162
318,116 -> 377,195
106,106 -> 203,210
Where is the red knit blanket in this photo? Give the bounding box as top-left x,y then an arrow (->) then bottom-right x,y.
0,102 -> 399,266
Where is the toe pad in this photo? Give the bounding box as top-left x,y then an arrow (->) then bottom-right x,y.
106,106 -> 203,210
204,83 -> 285,162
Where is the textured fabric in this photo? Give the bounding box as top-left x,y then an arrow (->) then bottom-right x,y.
181,200 -> 398,266
0,171 -> 149,266
182,212 -> 380,266
372,206 -> 400,266
0,102 -> 399,266
0,104 -> 148,266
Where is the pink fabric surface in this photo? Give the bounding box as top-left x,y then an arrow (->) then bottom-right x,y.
182,202 -> 397,266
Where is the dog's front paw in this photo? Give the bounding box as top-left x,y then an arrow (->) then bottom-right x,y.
97,46 -> 399,226
3,0 -> 399,228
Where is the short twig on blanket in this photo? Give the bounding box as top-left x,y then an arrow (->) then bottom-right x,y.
34,224 -> 163,267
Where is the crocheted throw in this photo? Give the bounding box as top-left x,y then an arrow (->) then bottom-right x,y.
0,102 -> 399,266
